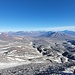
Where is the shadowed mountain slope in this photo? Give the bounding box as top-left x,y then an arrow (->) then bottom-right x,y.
62,30 -> 75,36
40,32 -> 75,41
0,33 -> 14,41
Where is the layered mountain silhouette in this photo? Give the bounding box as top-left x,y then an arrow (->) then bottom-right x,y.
62,30 -> 75,36
40,31 -> 75,40
7,31 -> 46,36
0,30 -> 75,41
0,33 -> 14,41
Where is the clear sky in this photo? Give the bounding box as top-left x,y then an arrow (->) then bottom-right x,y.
0,0 -> 75,31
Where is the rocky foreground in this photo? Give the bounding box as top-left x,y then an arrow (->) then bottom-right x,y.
0,62 -> 75,75
0,31 -> 75,75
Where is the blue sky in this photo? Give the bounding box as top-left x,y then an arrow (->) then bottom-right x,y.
0,0 -> 75,31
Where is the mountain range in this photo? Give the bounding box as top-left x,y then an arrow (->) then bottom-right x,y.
0,30 -> 75,41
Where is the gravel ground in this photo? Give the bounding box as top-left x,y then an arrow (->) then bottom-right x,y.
0,63 -> 75,75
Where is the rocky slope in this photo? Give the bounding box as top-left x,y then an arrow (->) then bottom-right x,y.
0,31 -> 75,74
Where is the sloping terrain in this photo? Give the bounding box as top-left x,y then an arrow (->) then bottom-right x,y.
0,39 -> 43,69
0,31 -> 75,74
0,33 -> 14,41
40,31 -> 75,41
62,30 -> 75,36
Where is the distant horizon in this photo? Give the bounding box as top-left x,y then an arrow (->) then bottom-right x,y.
0,26 -> 75,32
